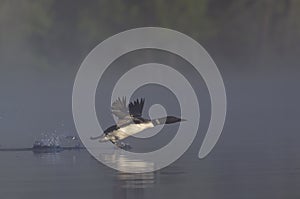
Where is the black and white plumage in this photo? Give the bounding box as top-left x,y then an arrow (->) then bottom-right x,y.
90,97 -> 185,149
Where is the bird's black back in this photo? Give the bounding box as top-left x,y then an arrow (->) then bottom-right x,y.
104,125 -> 119,134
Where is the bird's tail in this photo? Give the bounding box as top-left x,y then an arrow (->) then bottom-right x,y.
90,134 -> 109,142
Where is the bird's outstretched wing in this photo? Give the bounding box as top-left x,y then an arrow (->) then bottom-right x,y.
111,97 -> 129,119
129,98 -> 145,117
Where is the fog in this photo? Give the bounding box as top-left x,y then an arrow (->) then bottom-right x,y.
0,0 -> 299,150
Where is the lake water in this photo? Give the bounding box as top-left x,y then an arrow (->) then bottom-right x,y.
1,74 -> 300,199
1,139 -> 300,199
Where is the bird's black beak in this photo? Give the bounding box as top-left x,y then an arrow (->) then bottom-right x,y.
165,116 -> 186,124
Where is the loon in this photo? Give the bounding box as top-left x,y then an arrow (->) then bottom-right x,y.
90,97 -> 185,148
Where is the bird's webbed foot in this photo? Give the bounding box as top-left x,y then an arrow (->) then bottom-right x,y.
115,141 -> 132,150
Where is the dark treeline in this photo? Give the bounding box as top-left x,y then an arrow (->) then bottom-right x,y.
0,0 -> 299,72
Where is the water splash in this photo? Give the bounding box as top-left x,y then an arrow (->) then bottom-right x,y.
33,131 -> 81,149
33,132 -> 61,147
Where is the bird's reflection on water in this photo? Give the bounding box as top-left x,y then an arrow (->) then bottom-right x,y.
100,149 -> 155,185
27,148 -> 185,199
117,172 -> 155,189
99,149 -> 157,198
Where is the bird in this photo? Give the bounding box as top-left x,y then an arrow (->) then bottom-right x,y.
90,97 -> 186,149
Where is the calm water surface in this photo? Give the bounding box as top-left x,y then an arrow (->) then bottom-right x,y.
1,76 -> 300,199
1,141 -> 300,199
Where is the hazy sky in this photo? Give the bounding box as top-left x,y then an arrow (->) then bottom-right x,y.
0,0 -> 299,148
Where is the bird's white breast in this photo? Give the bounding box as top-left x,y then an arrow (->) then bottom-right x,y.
112,122 -> 154,140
